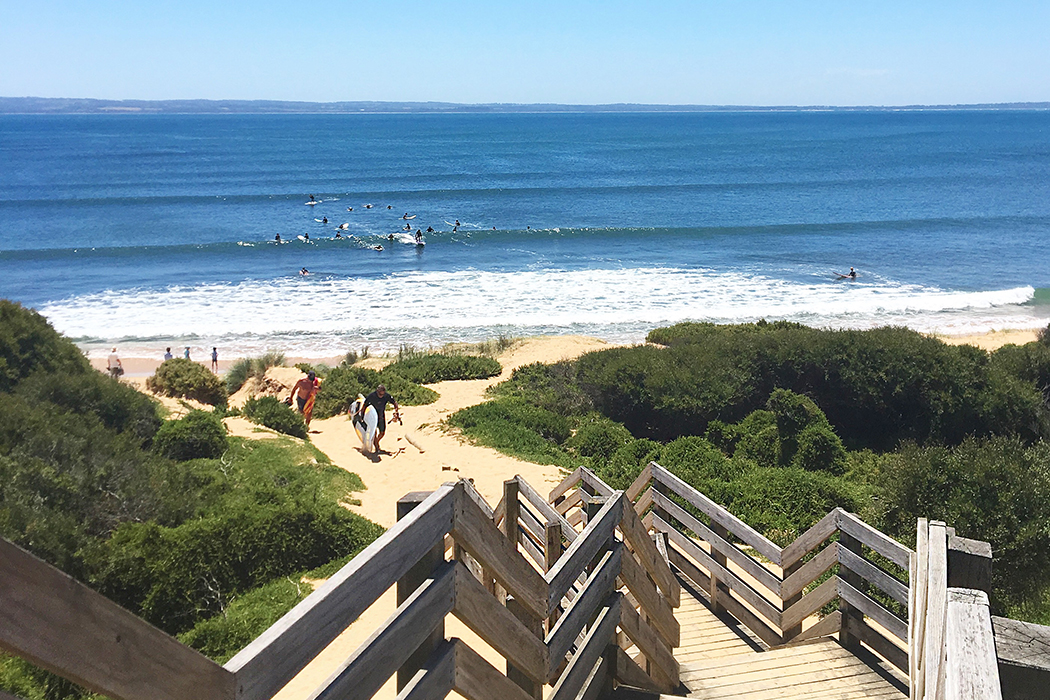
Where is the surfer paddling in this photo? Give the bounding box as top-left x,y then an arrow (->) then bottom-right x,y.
361,384 -> 399,453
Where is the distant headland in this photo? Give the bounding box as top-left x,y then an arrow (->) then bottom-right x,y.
2,96 -> 1049,115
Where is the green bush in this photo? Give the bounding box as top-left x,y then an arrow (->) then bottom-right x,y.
384,352 -> 501,384
242,396 -> 308,439
566,414 -> 634,463
793,424 -> 847,474
147,358 -> 227,406
874,436 -> 1050,613
153,411 -> 228,461
0,300 -> 90,392
598,439 -> 663,490
490,361 -> 593,416
448,398 -> 574,467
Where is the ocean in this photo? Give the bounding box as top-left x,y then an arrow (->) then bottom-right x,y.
1,111 -> 1048,360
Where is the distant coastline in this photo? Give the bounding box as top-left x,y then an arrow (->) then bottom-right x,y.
2,96 -> 1049,115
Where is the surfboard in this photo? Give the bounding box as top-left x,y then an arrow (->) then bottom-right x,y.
314,218 -> 325,223
403,215 -> 416,220
306,201 -> 318,206
297,235 -> 309,242
338,223 -> 349,230
349,395 -> 379,453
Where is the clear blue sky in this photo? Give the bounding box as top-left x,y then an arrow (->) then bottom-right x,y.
2,0 -> 1048,105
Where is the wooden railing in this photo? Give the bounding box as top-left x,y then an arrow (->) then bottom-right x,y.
3,460 -> 1007,700
550,463 -> 913,677
1,476 -> 681,700
910,518 -> 1002,700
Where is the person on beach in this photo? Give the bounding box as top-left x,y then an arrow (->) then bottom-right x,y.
362,384 -> 400,453
292,371 -> 321,426
164,347 -> 173,361
211,347 -> 219,372
184,347 -> 191,360
107,348 -> 123,378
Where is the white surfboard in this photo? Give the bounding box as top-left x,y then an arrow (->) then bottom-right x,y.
297,235 -> 310,242
350,395 -> 379,453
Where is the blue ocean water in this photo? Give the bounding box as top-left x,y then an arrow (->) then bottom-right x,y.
1,111 -> 1048,358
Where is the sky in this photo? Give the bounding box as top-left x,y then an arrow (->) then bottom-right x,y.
1,0 -> 1048,106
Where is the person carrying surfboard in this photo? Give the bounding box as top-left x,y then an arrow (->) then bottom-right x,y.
363,384 -> 400,453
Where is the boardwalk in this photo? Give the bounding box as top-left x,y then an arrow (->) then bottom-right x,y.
671,580 -> 907,700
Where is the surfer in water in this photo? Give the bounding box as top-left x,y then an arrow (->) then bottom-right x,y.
275,233 -> 281,242
363,384 -> 400,453
415,230 -> 424,244
300,268 -> 310,276
322,216 -> 328,224
848,267 -> 857,279
426,226 -> 434,233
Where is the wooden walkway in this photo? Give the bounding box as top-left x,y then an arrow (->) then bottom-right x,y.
667,581 -> 907,700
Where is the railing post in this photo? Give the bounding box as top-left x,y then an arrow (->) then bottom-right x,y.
502,479 -> 543,699
781,558 -> 804,643
546,520 -> 563,632
396,491 -> 445,692
710,522 -> 729,616
946,530 -> 992,595
839,531 -> 865,650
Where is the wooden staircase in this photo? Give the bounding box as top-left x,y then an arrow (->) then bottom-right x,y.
0,462 -> 1002,700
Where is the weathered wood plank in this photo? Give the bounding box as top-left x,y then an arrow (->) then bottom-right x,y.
617,548 -> 680,648
453,638 -> 537,700
614,645 -> 663,693
654,515 -> 781,628
516,476 -> 578,543
844,614 -> 909,675
549,467 -> 583,503
945,588 -> 1002,700
395,639 -> 456,700
911,517 -> 929,700
518,500 -> 545,545
780,575 -> 840,632
651,489 -> 779,598
838,544 -> 909,606
781,509 -> 840,569
783,610 -> 841,645
650,463 -> 781,565
780,542 -> 839,600
634,488 -> 654,517
310,561 -> 456,700
227,484 -> 455,700
546,547 -> 622,675
451,486 -> 548,621
452,562 -> 548,683
838,510 -> 912,570
580,467 -> 615,497
556,489 -> 584,517
579,651 -> 613,700
620,495 -> 680,606
626,463 -> 653,502
520,533 -> 546,570
0,538 -> 234,700
667,545 -> 711,595
618,598 -> 679,687
546,494 -> 623,612
924,521 -> 949,700
550,595 -> 623,700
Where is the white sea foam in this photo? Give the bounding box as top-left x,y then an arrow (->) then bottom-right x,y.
40,268 -> 1044,358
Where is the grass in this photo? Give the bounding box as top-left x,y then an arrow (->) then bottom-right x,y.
226,351 -> 286,394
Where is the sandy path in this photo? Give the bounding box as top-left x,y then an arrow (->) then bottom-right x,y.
268,335 -> 609,699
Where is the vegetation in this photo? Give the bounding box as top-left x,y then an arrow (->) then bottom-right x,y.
147,358 -> 227,406
152,410 -> 229,460
0,302 -> 382,698
384,349 -> 501,384
225,351 -> 286,394
242,395 -> 308,439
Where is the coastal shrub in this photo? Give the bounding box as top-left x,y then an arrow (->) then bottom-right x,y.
489,361 -> 594,416
242,396 -> 308,438
875,436 -> 1050,613
312,365 -> 437,419
598,438 -> 663,490
153,411 -> 228,461
384,352 -> 501,384
448,398 -> 574,467
147,358 -> 227,406
0,300 -> 90,392
991,342 -> 1050,404
577,322 -> 1050,449
15,365 -> 162,446
565,414 -> 634,464
1039,323 -> 1050,347
226,352 -> 286,394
